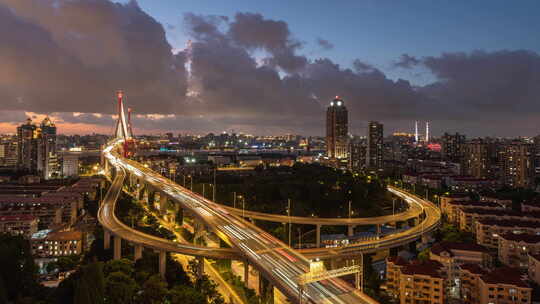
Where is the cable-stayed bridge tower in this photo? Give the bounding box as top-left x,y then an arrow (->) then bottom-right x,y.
113,90 -> 136,157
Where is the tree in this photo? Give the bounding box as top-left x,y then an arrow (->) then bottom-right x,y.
104,259 -> 134,277
169,285 -> 205,304
104,272 -> 137,304
418,248 -> 430,261
138,275 -> 168,304
195,276 -> 225,304
165,257 -> 190,287
0,234 -> 39,301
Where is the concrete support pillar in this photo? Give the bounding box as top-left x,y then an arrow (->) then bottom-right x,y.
197,256 -> 204,279
243,260 -> 249,284
159,251 -> 166,279
376,224 -> 382,236
348,225 -> 355,237
104,230 -> 111,249
330,259 -> 337,270
316,224 -> 321,248
134,244 -> 143,261
159,193 -> 167,215
114,236 -> 121,260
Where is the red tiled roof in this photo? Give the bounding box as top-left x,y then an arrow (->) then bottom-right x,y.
401,260 -> 444,278
387,256 -> 408,266
481,267 -> 530,288
477,218 -> 540,229
500,233 -> 540,244
448,201 -> 503,208
431,241 -> 489,255
460,263 -> 487,276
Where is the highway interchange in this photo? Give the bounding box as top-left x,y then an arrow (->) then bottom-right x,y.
99,140 -> 439,303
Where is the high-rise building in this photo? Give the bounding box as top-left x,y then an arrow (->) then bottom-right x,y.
366,121 -> 383,169
503,142 -> 534,188
326,96 -> 348,159
348,142 -> 366,172
61,154 -> 79,178
464,139 -> 491,179
442,132 -> 466,163
17,118 -> 39,173
37,117 -> 58,180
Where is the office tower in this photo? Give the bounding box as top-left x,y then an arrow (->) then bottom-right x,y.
17,118 -> 39,173
441,132 -> 466,163
348,142 -> 366,172
503,142 -> 534,188
326,96 -> 348,159
463,139 -> 490,178
37,117 -> 58,179
366,121 -> 383,169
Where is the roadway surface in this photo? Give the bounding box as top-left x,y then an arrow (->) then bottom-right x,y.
102,140 -> 378,303
220,200 -> 422,226
97,160 -> 238,260
299,186 -> 441,259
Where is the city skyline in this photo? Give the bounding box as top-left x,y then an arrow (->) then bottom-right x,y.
1,1 -> 540,137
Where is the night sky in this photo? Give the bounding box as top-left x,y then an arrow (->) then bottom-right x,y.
0,0 -> 539,137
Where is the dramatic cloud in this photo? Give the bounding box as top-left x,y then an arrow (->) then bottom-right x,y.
316,38 -> 334,50
394,54 -> 420,69
0,0 -> 187,115
1,1 -> 539,136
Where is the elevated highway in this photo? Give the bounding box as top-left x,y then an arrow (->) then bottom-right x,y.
101,140 -> 379,303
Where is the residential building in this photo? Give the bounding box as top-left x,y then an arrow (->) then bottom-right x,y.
17,118 -> 39,173
441,200 -> 504,224
326,96 -> 348,159
478,267 -> 531,304
348,142 -> 365,172
37,117 -> 58,180
475,219 -> 540,249
458,208 -> 540,232
498,233 -> 540,269
31,230 -> 83,257
385,256 -> 409,300
459,263 -> 486,304
399,260 -> 445,304
441,132 -> 466,163
502,142 -> 534,188
430,241 -> 491,285
463,139 -> 491,179
528,253 -> 540,286
0,215 -> 38,238
366,121 -> 383,170
61,154 -> 79,177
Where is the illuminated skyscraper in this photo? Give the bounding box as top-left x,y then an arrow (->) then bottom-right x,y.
326,96 -> 348,159
37,117 -> 58,179
366,121 -> 383,169
17,118 -> 38,173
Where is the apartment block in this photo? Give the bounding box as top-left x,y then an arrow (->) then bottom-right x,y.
430,241 -> 491,286
0,214 -> 38,238
31,230 -> 83,257
498,233 -> 540,269
475,219 -> 540,249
